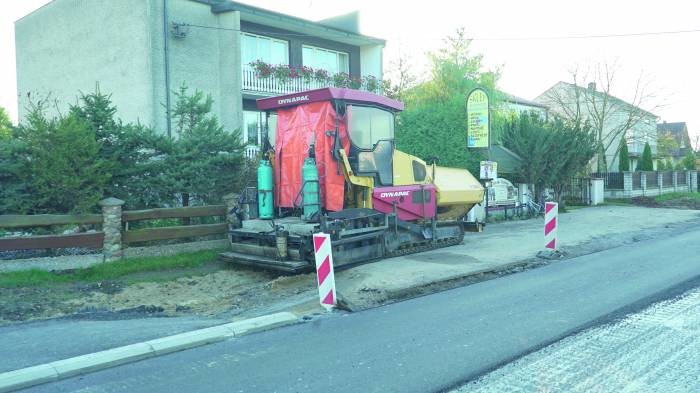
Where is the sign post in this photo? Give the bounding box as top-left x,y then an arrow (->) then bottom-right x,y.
313,233 -> 337,311
468,88 -> 492,220
466,88 -> 490,149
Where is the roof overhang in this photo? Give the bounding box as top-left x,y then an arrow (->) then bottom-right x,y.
256,88 -> 404,112
210,1 -> 385,46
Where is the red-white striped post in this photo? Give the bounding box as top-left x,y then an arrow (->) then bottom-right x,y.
544,202 -> 558,250
313,233 -> 337,311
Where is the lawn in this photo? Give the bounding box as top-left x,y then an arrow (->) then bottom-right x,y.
654,192 -> 700,202
0,249 -> 222,288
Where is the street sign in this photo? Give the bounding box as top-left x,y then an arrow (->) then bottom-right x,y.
466,88 -> 490,148
313,233 -> 337,311
544,202 -> 558,250
480,160 -> 498,180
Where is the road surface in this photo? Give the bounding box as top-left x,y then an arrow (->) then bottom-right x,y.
24,225 -> 700,393
457,288 -> 700,392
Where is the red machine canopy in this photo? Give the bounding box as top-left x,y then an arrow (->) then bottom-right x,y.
273,100 -> 349,212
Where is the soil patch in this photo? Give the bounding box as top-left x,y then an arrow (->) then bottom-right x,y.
0,260 -> 316,325
631,196 -> 700,210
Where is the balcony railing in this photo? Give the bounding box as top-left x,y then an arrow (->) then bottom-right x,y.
241,65 -> 381,96
244,145 -> 260,160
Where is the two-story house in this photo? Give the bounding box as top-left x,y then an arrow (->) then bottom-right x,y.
535,82 -> 658,171
657,121 -> 693,165
15,0 -> 385,157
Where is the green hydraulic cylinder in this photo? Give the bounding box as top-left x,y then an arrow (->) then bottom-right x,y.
257,159 -> 274,219
301,157 -> 319,221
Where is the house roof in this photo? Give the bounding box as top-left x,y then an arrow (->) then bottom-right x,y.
657,121 -> 691,157
501,92 -> 548,109
488,145 -> 523,174
205,1 -> 385,46
536,81 -> 657,119
657,121 -> 688,136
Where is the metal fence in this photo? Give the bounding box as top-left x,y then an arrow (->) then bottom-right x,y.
645,171 -> 658,188
592,172 -> 624,190
677,171 -> 687,185
632,172 -> 642,190
662,171 -> 674,188
564,178 -> 590,205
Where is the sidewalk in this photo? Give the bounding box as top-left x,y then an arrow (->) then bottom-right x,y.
336,205 -> 700,309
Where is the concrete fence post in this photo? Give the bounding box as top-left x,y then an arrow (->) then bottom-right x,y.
99,197 -> 125,262
691,170 -> 698,192
686,171 -> 692,192
623,172 -> 633,197
640,172 -> 647,191
672,171 -> 678,190
658,171 -> 664,190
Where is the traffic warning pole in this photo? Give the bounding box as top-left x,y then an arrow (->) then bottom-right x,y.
313,233 -> 337,311
544,202 -> 558,250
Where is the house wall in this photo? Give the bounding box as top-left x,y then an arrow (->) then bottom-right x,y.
15,0 -> 155,126
536,82 -> 657,172
159,0 -> 242,135
360,44 -> 383,79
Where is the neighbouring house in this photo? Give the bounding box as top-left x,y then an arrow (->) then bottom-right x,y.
15,0 -> 385,157
501,92 -> 548,118
656,121 -> 692,165
534,82 -> 658,172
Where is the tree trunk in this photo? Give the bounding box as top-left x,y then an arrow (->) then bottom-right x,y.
596,143 -> 607,173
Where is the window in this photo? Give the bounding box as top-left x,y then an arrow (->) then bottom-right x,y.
243,111 -> 262,146
302,45 -> 349,74
348,106 -> 395,150
266,113 -> 277,147
412,189 -> 431,204
412,160 -> 427,182
243,111 -> 277,147
241,33 -> 289,65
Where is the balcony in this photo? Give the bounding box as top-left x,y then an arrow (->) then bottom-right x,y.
241,64 -> 382,96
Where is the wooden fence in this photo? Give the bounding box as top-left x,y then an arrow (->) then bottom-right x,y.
0,214 -> 103,251
0,196 -> 235,259
122,205 -> 227,245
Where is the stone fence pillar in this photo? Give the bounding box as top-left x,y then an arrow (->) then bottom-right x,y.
657,171 -> 664,190
222,193 -> 240,230
99,197 -> 124,262
691,170 -> 698,192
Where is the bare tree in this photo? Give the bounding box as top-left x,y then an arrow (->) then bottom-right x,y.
382,49 -> 416,102
540,62 -> 663,172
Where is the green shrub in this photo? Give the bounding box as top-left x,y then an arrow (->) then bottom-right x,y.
640,142 -> 653,171
618,137 -> 630,171
13,101 -> 110,213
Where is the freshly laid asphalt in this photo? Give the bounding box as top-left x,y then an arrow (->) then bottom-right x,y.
0,317 -> 224,373
22,225 -> 700,393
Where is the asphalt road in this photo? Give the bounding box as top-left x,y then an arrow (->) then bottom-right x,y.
0,316 -> 224,373
25,225 -> 700,393
458,288 -> 700,392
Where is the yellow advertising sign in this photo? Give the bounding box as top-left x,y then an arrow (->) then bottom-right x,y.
467,89 -> 490,148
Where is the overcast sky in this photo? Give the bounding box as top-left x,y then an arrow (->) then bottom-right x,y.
1,0 -> 698,146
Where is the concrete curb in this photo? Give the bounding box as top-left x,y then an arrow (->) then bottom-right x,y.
0,312 -> 298,393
